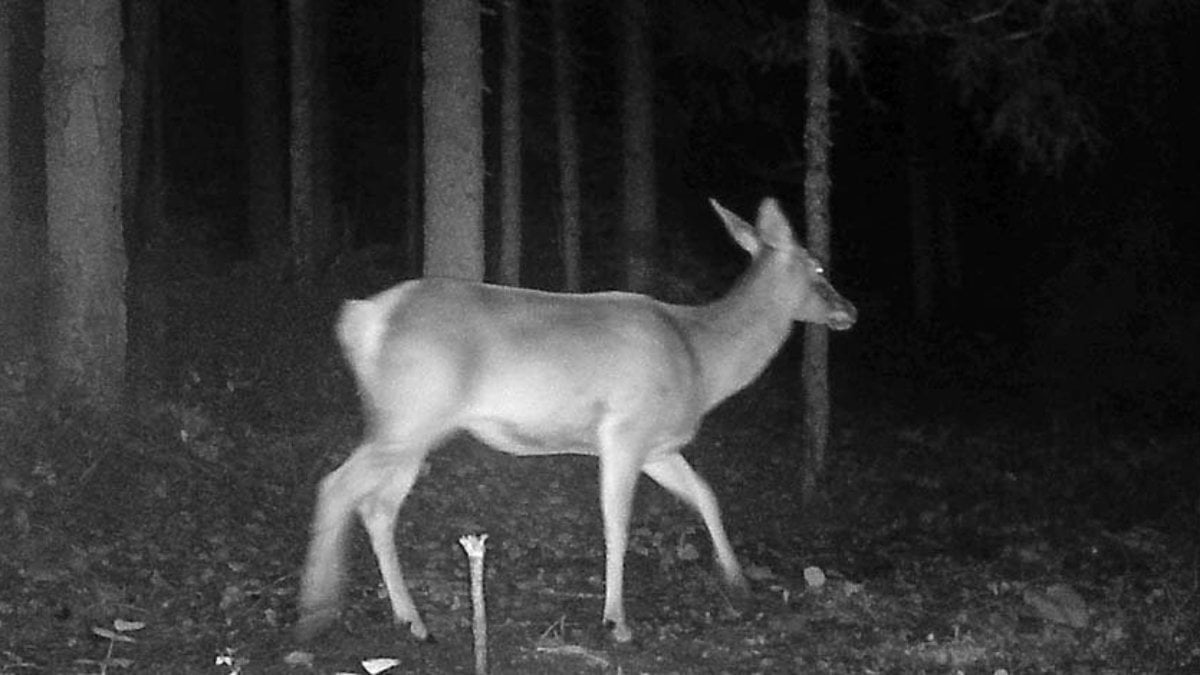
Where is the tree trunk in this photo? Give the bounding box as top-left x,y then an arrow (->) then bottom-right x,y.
800,0 -> 833,510
552,0 -> 582,292
287,0 -> 333,281
311,0 -> 334,271
404,2 -> 423,277
619,0 -> 655,293
498,0 -> 523,286
288,0 -> 320,281
44,0 -> 126,411
0,0 -> 13,353
241,0 -> 288,268
422,0 -> 483,281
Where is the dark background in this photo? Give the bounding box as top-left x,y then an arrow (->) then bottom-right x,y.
2,3 -> 1198,670
151,1 -> 1200,434
6,0 -> 1198,447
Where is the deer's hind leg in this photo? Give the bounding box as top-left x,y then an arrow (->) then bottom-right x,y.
354,441 -> 436,641
641,453 -> 746,589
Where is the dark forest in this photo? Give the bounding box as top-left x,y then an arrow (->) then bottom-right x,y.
1,0 -> 1197,672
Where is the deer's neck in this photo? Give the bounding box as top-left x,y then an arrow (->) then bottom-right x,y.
682,259 -> 796,411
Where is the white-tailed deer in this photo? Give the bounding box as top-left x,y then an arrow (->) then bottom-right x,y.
297,198 -> 857,644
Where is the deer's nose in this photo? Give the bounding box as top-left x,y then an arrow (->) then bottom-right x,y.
827,302 -> 857,331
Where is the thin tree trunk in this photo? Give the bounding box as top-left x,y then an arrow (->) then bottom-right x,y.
422,0 -> 483,281
289,0 -> 317,281
44,0 -> 126,411
620,0 -> 655,293
242,0 -> 288,268
404,2 -> 423,277
800,0 -> 832,510
552,0 -> 582,291
0,0 -> 12,347
498,0 -> 522,285
311,0 -> 334,270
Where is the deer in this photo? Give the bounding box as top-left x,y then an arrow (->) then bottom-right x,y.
296,197 -> 857,644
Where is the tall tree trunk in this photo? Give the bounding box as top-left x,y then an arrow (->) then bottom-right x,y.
122,0 -> 167,390
311,0 -> 334,270
619,0 -> 655,293
498,0 -> 522,285
289,0 -> 318,281
404,2 -> 423,277
0,0 -> 13,353
422,0 -> 483,281
241,0 -> 288,269
552,0 -> 582,291
800,0 -> 833,510
44,0 -> 126,411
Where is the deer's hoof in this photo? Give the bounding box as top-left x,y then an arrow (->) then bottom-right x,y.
294,606 -> 339,643
726,573 -> 751,596
400,619 -> 435,643
604,619 -> 634,644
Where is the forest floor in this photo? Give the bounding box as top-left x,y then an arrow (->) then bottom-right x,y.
1,274 -> 1198,674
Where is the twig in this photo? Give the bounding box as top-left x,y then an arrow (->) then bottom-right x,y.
459,534 -> 489,675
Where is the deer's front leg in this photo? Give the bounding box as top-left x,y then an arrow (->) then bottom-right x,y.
597,438 -> 644,643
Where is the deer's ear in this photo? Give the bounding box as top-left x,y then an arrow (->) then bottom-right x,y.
709,198 -> 760,255
755,198 -> 796,251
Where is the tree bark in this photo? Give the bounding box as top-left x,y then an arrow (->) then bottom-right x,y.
288,0 -> 330,282
422,0 -> 484,281
552,0 -> 582,291
241,0 -> 288,267
311,0 -> 334,270
800,0 -> 833,510
44,0 -> 126,411
0,0 -> 13,352
619,0 -> 655,293
404,3 -> 423,277
498,0 -> 523,286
